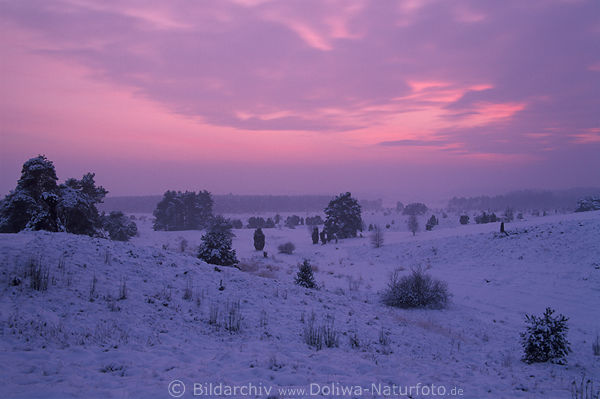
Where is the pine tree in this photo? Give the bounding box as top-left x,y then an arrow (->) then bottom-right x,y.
0,155 -> 60,232
153,190 -> 213,231
57,173 -> 107,236
198,216 -> 238,266
253,228 -> 265,251
521,307 -> 571,364
323,192 -> 363,240
295,260 -> 317,289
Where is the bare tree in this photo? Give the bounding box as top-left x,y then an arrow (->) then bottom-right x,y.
371,224 -> 384,248
408,215 -> 418,236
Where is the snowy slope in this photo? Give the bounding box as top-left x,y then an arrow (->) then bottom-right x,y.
0,211 -> 599,398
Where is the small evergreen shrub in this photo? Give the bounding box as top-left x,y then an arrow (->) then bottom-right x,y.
311,227 -> 319,244
198,216 -> 238,266
425,215 -> 439,231
520,307 -> 571,364
295,260 -> 317,289
278,242 -> 295,254
102,211 -> 137,241
459,215 -> 470,225
253,228 -> 265,251
382,268 -> 449,309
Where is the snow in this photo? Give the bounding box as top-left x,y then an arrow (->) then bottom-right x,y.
1,210 -> 599,398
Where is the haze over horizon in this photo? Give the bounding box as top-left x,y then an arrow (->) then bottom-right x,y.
1,0 -> 599,202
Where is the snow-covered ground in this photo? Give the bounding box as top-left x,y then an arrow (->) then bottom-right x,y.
1,211 -> 599,398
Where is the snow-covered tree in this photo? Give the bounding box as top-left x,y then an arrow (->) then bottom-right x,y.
575,196 -> 600,212
0,155 -> 60,232
57,173 -> 107,236
102,211 -> 137,241
198,216 -> 238,266
323,192 -> 363,240
521,307 -> 571,364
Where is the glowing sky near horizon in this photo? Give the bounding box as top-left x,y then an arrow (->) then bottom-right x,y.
0,0 -> 599,201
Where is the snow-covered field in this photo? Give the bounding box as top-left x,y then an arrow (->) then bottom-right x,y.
1,211 -> 599,399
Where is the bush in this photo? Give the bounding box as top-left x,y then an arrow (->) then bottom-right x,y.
459,215 -> 470,225
520,307 -> 571,364
295,260 -> 317,289
253,228 -> 265,251
102,211 -> 137,241
382,268 -> 449,309
425,215 -> 438,231
475,211 -> 498,224
311,227 -> 319,244
278,242 -> 295,255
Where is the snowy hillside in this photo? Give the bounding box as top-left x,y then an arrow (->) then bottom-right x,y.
1,211 -> 599,398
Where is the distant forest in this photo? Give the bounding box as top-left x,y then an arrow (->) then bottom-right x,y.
446,187 -> 600,212
99,194 -> 383,214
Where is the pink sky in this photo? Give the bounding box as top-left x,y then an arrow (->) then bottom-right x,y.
1,0 -> 598,201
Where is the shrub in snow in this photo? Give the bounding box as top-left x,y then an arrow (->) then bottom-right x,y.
295,260 -> 317,289
153,190 -> 213,231
278,242 -> 295,255
407,214 -> 419,236
311,227 -> 319,244
382,268 -> 449,309
520,307 -> 571,364
324,192 -> 363,240
575,196 -> 600,212
102,211 -> 137,241
371,225 -> 384,248
253,228 -> 265,251
459,215 -> 470,225
425,215 -> 439,231
402,202 -> 428,216
197,216 -> 238,266
475,211 -> 498,224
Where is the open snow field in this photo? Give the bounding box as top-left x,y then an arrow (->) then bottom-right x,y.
1,211 -> 599,398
